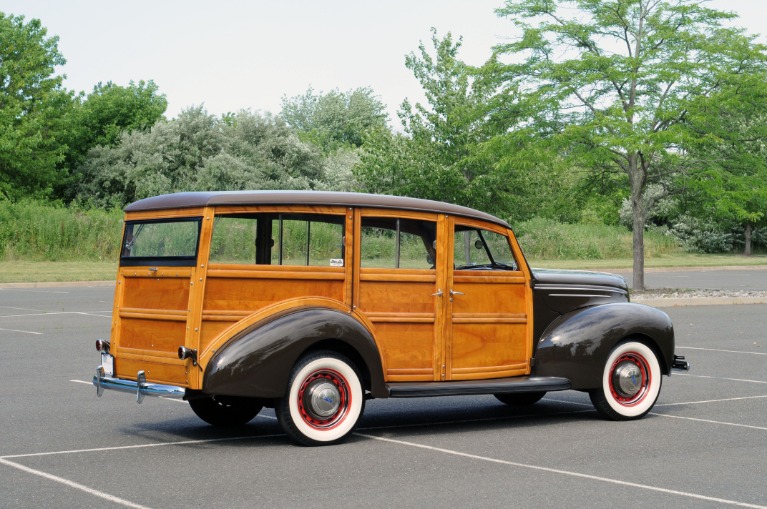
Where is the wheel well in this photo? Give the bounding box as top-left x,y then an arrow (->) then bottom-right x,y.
302,339 -> 373,394
623,334 -> 668,373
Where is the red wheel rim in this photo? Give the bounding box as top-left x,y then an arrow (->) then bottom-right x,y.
609,352 -> 651,406
297,369 -> 350,430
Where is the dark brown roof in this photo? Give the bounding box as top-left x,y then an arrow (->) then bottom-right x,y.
124,191 -> 510,228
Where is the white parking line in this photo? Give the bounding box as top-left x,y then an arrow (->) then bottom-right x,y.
678,346 -> 767,356
656,395 -> 767,407
677,373 -> 767,385
0,434 -> 282,509
0,311 -> 111,319
0,327 -> 42,335
0,457 -> 151,509
652,413 -> 767,432
357,434 -> 767,509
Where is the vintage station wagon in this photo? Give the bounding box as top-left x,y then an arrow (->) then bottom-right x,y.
93,191 -> 689,445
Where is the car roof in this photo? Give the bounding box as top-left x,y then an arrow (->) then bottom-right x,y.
124,191 -> 511,228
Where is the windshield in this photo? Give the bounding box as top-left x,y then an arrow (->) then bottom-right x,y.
121,218 -> 202,266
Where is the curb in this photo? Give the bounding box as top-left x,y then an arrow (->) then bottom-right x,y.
632,297 -> 767,307
0,281 -> 114,289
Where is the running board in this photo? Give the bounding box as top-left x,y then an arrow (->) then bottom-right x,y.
387,376 -> 571,398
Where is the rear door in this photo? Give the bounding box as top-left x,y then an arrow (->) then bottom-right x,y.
112,212 -> 207,388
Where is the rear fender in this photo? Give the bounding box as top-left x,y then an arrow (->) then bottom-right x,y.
203,308 -> 386,399
532,303 -> 674,390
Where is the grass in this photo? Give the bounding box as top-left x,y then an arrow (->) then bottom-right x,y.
0,261 -> 118,284
2,254 -> 766,284
528,253 -> 767,270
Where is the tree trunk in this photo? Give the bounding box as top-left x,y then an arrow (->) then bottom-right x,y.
629,154 -> 647,292
631,192 -> 646,292
744,223 -> 752,256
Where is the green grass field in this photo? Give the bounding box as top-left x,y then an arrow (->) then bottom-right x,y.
2,254 -> 766,284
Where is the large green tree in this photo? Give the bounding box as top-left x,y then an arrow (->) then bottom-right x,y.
493,0 -> 767,289
280,87 -> 388,153
357,30 -> 541,219
0,13 -> 73,200
77,107 -> 324,207
681,67 -> 767,255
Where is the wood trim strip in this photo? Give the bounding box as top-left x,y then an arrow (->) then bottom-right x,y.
359,272 -> 436,283
451,363 -> 529,374
119,308 -> 188,321
451,313 -> 527,324
364,312 -> 435,323
207,268 -> 344,280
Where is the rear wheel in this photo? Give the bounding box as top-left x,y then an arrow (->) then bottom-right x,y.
277,351 -> 365,446
494,392 -> 546,406
589,341 -> 662,420
188,395 -> 262,426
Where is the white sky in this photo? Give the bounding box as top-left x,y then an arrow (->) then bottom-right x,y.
2,0 -> 765,126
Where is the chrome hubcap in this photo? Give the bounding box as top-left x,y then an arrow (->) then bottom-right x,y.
306,380 -> 341,419
612,361 -> 642,397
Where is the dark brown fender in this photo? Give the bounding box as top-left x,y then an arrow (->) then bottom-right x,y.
532,302 -> 674,390
203,308 -> 387,399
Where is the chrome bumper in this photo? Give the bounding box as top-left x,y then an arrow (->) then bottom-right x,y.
672,355 -> 691,371
93,366 -> 186,403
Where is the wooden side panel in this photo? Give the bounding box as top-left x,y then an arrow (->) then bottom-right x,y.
449,274 -> 530,379
357,274 -> 437,381
199,266 -> 346,354
113,269 -> 194,386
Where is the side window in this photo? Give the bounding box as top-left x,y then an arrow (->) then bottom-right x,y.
360,217 -> 436,269
454,226 -> 517,271
210,214 -> 344,267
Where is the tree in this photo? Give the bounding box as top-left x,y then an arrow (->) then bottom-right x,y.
493,0 -> 767,289
0,13 -> 72,200
280,87 -> 388,152
356,29 -> 541,219
680,68 -> 767,255
78,80 -> 167,148
76,107 -> 324,207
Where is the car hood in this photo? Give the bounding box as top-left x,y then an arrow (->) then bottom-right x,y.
531,268 -> 629,292
531,268 -> 630,315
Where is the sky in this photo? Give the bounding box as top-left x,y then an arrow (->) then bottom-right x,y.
3,0 -> 766,126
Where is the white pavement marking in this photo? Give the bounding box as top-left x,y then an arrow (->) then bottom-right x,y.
0,457 -> 151,509
652,413 -> 767,431
656,395 -> 767,407
0,327 -> 42,335
678,346 -> 767,356
357,434 -> 767,509
677,373 -> 767,385
0,311 -> 111,319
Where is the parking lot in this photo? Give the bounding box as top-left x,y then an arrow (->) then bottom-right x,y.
1,284 -> 765,508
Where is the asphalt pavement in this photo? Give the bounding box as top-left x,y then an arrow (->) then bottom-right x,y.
0,282 -> 765,508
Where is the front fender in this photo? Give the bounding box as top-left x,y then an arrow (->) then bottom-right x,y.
203,308 -> 386,399
532,303 -> 674,390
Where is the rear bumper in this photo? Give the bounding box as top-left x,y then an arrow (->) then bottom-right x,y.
93,366 -> 186,403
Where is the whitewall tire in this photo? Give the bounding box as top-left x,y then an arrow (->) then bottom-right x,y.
589,341 -> 662,420
277,351 -> 365,446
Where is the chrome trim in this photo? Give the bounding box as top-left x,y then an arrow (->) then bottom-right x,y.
93,366 -> 186,402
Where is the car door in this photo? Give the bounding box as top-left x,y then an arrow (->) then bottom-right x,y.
352,209 -> 445,382
445,218 -> 533,381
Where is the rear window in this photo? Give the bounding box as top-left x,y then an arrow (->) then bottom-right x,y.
120,218 -> 202,266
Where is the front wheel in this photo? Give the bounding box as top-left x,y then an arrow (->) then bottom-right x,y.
589,341 -> 662,420
277,351 -> 365,446
188,395 -> 262,426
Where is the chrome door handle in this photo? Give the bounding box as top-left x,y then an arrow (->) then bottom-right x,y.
432,289 -> 444,297
449,290 -> 464,296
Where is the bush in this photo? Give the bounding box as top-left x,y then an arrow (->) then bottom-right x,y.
514,218 -> 681,260
0,200 -> 122,261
